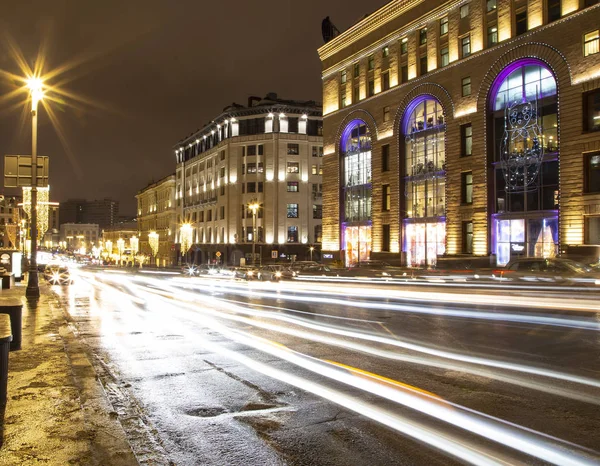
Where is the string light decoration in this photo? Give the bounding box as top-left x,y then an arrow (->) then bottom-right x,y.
105,240 -> 113,255
180,223 -> 193,256
130,236 -> 139,256
148,231 -> 159,258
22,186 -> 50,240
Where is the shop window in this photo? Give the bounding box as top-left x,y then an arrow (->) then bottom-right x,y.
382,224 -> 391,252
382,144 -> 390,172
341,120 -> 372,223
287,204 -> 299,218
462,76 -> 471,96
584,89 -> 600,132
440,17 -> 448,36
383,184 -> 391,211
462,172 -> 473,204
461,124 -> 473,157
584,152 -> 600,193
462,221 -> 473,254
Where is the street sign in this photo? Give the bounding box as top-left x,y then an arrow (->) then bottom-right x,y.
271,250 -> 278,259
215,251 -> 221,258
4,155 -> 49,188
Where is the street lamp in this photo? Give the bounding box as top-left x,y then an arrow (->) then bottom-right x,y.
25,77 -> 44,299
309,246 -> 315,262
248,200 -> 260,266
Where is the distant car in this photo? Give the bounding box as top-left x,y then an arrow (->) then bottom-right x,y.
233,266 -> 259,280
256,265 -> 283,281
43,265 -> 73,285
501,257 -> 600,285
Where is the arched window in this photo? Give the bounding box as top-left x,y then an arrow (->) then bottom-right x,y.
402,96 -> 446,267
340,119 -> 372,265
489,60 -> 559,265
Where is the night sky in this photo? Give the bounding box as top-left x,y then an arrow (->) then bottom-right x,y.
0,0 -> 386,215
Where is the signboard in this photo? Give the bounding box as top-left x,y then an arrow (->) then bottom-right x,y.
4,155 -> 49,188
215,251 -> 221,258
271,250 -> 278,259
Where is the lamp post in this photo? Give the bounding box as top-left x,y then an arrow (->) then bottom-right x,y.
248,200 -> 260,266
309,246 -> 315,262
25,77 -> 44,299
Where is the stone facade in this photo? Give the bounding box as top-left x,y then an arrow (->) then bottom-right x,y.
318,0 -> 600,266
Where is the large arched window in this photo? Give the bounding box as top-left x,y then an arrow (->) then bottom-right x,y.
340,119 -> 372,266
489,59 -> 559,266
402,96 -> 446,267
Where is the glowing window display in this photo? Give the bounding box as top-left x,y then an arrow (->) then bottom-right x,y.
340,120 -> 372,266
403,96 -> 446,267
493,216 -> 558,266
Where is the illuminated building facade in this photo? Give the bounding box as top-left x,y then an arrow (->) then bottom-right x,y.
136,174 -> 177,266
173,93 -> 323,265
318,0 -> 600,266
60,223 -> 99,251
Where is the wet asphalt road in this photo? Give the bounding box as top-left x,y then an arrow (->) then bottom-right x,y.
54,270 -> 600,466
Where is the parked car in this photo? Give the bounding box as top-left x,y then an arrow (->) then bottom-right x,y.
499,257 -> 600,285
43,265 -> 73,285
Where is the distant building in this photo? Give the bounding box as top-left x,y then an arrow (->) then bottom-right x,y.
102,221 -> 138,259
59,198 -> 119,229
0,196 -> 22,249
42,201 -> 60,248
174,93 -> 323,266
60,223 -> 99,251
136,174 -> 176,266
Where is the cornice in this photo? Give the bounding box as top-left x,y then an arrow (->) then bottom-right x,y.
317,0 -> 424,61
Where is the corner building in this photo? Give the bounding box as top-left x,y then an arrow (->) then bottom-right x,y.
318,0 -> 600,267
174,94 -> 323,265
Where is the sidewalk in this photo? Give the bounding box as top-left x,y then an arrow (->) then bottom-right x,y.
0,280 -> 138,465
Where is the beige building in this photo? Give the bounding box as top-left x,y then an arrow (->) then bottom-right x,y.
102,221 -> 138,260
136,174 -> 176,265
174,93 -> 323,265
318,0 -> 600,267
60,223 -> 99,251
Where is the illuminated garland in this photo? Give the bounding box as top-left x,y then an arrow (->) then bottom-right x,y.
22,186 -> 50,240
130,236 -> 139,255
148,231 -> 159,257
5,224 -> 17,248
180,224 -> 193,256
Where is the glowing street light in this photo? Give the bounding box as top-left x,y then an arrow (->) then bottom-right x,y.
148,231 -> 159,265
117,238 -> 125,266
130,235 -> 139,267
248,200 -> 260,266
25,76 -> 44,299
180,224 -> 193,262
309,246 -> 315,262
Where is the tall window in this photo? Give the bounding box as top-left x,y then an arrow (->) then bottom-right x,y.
341,120 -> 372,223
313,204 -> 323,219
383,106 -> 390,122
488,26 -> 498,47
401,38 -> 408,54
547,0 -> 561,22
487,0 -> 497,12
382,224 -> 391,252
460,4 -> 469,18
368,55 -> 375,70
461,172 -> 473,204
440,46 -> 449,67
341,69 -> 347,84
440,16 -> 449,36
382,144 -> 390,172
354,63 -> 360,78
287,226 -> 298,243
462,221 -> 474,253
382,184 -> 391,211
368,79 -> 375,97
516,9 -> 528,35
403,97 -> 446,266
382,71 -> 390,91
382,46 -> 389,57
401,65 -> 408,83
584,30 -> 599,56
462,76 -> 472,96
461,35 -> 471,58
353,85 -> 360,103
584,152 -> 600,193
584,89 -> 600,132
420,28 -> 427,45
461,124 -> 472,157
420,55 -> 428,75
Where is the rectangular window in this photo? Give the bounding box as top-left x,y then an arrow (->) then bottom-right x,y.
258,182 -> 263,193
247,182 -> 256,193
440,16 -> 449,36
312,146 -> 320,157
220,185 -> 225,196
401,65 -> 408,83
353,63 -> 360,78
341,69 -> 347,84
287,162 -> 300,173
462,76 -> 471,96
287,204 -> 299,218
353,85 -> 360,103
419,28 -> 427,45
460,4 -> 469,18
488,26 -> 498,47
312,164 -> 318,175
341,93 -> 347,108
420,55 -> 428,75
461,124 -> 473,157
241,164 -> 245,175
220,206 -> 225,220
287,226 -> 298,243
487,0 -> 497,12
257,162 -> 264,173
584,152 -> 600,193
247,145 -> 257,156
461,35 -> 471,58
585,216 -> 600,244
440,46 -> 449,67
247,163 -> 257,174
382,184 -> 391,211
584,30 -> 599,56
401,37 -> 408,54
368,54 -> 374,70
382,144 -> 390,172
287,143 -> 299,155
462,172 -> 473,204
207,210 -> 212,221
516,9 -> 528,36
382,45 -> 389,57
220,150 -> 225,161
382,224 -> 391,252
219,167 -> 225,178
383,106 -> 390,122
584,89 -> 600,131
368,79 -> 375,97
287,181 -> 299,192
547,0 -> 561,23
382,71 -> 390,91
462,221 -> 474,254
313,204 -> 322,219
